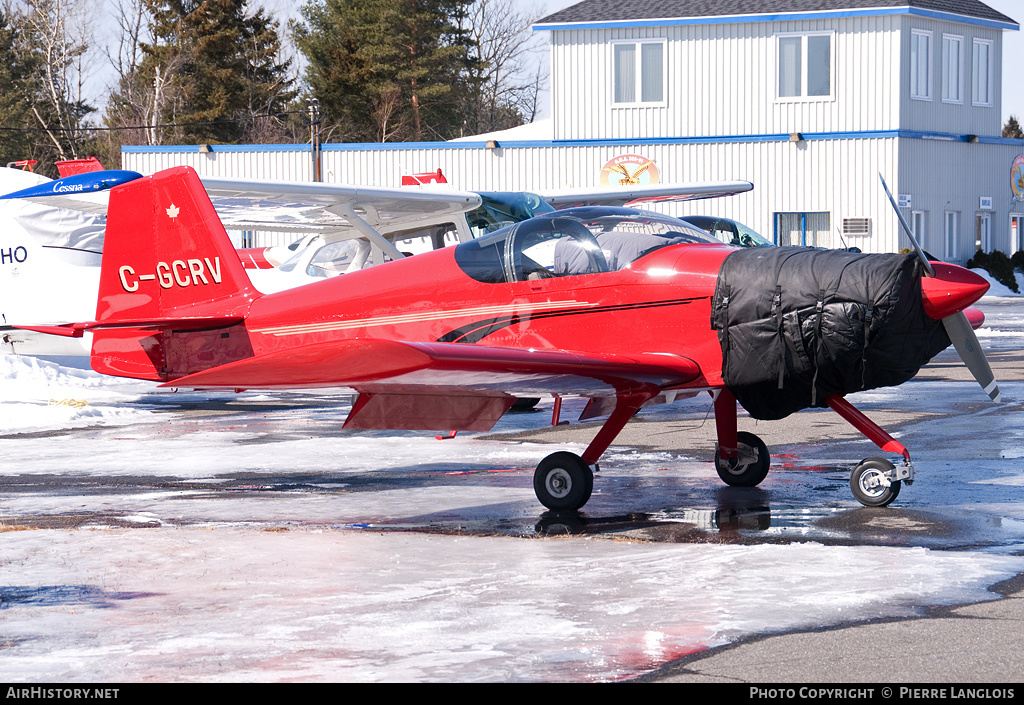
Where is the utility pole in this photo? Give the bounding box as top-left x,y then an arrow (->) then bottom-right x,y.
308,98 -> 322,182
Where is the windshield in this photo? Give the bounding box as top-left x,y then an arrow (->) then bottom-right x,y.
681,216 -> 773,247
456,207 -> 716,284
466,192 -> 555,238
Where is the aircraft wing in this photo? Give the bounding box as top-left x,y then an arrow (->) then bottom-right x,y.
199,177 -> 482,236
0,170 -> 483,240
160,339 -> 704,432
541,181 -> 753,209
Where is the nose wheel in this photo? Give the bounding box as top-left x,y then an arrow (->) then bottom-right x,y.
850,457 -> 902,507
534,452 -> 594,510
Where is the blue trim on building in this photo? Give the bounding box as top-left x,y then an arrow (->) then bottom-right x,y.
122,143 -> 312,153
532,7 -> 1018,32
121,130 -> 1024,156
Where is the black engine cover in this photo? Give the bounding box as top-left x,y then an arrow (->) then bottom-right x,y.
711,247 -> 950,420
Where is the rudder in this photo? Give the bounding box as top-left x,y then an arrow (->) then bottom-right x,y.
92,167 -> 260,381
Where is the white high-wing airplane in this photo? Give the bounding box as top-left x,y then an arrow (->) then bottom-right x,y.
0,168 -> 752,360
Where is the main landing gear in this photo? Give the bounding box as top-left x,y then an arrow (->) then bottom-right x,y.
534,452 -> 594,511
711,390 -> 913,508
529,389 -> 916,511
532,392 -> 649,511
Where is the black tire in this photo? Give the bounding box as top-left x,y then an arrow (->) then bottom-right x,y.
850,457 -> 901,507
714,431 -> 770,487
533,452 -> 594,511
511,397 -> 541,411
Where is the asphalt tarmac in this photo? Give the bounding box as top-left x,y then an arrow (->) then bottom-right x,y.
3,301 -> 1023,682
489,342 -> 1024,684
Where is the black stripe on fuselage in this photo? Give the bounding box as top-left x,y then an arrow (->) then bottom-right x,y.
436,297 -> 702,344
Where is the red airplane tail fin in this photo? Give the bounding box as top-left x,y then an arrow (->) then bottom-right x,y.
92,166 -> 260,381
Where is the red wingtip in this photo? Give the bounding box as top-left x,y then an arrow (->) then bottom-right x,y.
921,262 -> 990,320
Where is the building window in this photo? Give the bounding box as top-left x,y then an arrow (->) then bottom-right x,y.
774,212 -> 831,246
912,211 -> 927,250
612,40 -> 665,105
973,39 -> 993,106
942,34 -> 963,103
945,211 -> 959,261
777,33 -> 832,100
910,30 -> 932,100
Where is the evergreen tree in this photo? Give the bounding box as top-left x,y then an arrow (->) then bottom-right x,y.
105,0 -> 296,146
1003,115 -> 1024,140
293,0 -> 478,142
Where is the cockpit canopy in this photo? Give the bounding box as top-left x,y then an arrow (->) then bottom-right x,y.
455,206 -> 719,284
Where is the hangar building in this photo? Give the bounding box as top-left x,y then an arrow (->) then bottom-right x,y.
122,0 -> 1024,262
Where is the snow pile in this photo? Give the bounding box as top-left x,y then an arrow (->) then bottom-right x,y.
0,354 -> 159,432
974,267 -> 1024,298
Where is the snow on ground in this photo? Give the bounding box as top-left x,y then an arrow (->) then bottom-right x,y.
2,295 -> 1024,681
2,529 -> 1021,683
973,268 -> 1024,298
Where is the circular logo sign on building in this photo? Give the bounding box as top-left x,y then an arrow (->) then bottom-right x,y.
1012,155 -> 1024,204
600,154 -> 660,186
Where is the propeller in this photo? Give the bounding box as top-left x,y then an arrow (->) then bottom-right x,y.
879,173 -> 1001,402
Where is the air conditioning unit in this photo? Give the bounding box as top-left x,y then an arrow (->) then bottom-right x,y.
842,217 -> 871,237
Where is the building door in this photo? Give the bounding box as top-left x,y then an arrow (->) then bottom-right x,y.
774,212 -> 831,247
975,213 -> 992,252
1011,214 -> 1024,254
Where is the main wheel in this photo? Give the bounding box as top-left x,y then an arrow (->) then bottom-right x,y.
533,452 -> 594,511
715,431 -> 770,487
510,397 -> 541,411
850,457 -> 901,507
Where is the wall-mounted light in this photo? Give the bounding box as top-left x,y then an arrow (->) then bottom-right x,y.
966,134 -> 979,143
199,144 -> 213,153
789,132 -> 803,142
486,140 -> 499,150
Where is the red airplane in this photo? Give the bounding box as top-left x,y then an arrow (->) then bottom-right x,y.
22,166 -> 998,511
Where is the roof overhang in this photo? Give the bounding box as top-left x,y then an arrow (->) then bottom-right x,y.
533,6 -> 1019,33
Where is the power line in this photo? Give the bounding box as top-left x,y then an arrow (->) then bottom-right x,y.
0,110 -> 309,134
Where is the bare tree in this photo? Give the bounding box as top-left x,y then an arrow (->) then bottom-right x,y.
464,0 -> 546,135
13,0 -> 95,161
103,0 -> 182,147
371,85 -> 408,143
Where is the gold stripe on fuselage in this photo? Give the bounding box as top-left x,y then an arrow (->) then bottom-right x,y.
253,300 -> 596,337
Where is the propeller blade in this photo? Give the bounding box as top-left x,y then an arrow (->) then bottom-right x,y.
942,310 -> 1001,402
939,297 -> 1002,404
878,173 -> 935,277
879,174 -> 1000,403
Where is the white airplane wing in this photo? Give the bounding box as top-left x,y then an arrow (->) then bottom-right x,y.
1,170 -> 482,233
0,171 -> 483,259
199,176 -> 482,237
540,181 -> 753,209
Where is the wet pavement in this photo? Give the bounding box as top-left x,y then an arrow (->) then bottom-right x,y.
1,297 -> 1023,681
